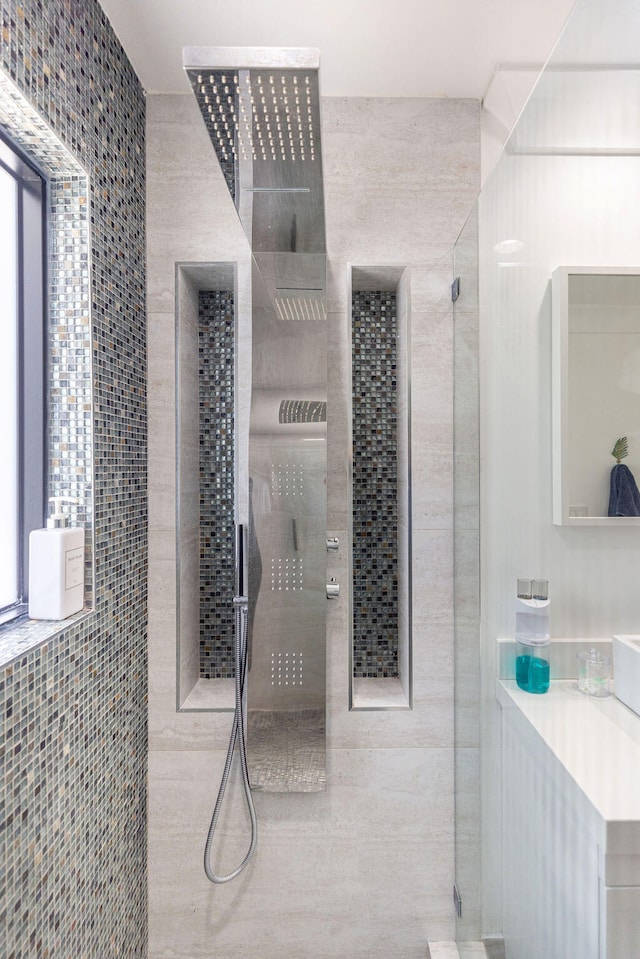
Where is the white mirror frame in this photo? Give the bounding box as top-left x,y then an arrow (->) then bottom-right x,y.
552,265 -> 640,526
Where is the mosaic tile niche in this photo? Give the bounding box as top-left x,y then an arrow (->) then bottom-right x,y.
352,291 -> 399,678
199,290 -> 236,679
0,2 -> 147,958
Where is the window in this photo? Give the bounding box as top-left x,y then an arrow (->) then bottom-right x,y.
0,133 -> 46,624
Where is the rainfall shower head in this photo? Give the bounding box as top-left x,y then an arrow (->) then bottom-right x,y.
184,47 -> 326,256
188,69 -> 318,167
184,47 -> 327,336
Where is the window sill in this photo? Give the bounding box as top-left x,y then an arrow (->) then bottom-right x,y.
0,607 -> 95,670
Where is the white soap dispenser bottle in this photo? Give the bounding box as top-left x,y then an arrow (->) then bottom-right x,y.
29,495 -> 85,620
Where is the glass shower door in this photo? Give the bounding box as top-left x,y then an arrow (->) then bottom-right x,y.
452,207 -> 482,943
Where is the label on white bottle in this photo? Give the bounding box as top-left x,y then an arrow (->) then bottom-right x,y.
65,546 -> 84,590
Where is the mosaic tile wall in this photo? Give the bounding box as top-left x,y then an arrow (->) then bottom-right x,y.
0,2 -> 147,958
352,291 -> 399,678
0,65 -> 93,625
199,290 -> 235,679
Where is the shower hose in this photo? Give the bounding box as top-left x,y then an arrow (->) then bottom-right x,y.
203,595 -> 258,883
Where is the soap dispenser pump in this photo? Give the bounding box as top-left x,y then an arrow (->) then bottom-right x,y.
515,578 -> 550,694
29,495 -> 85,620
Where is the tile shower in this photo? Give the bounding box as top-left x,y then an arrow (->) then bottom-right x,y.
147,92 -> 480,958
0,2 -> 147,957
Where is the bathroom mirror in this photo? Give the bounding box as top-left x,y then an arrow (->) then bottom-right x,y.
552,266 -> 640,525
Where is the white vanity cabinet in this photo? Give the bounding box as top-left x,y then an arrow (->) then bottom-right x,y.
498,680 -> 640,959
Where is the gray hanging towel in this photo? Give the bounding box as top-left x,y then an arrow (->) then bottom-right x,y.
608,463 -> 640,516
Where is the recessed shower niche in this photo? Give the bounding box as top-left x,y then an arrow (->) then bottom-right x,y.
176,260 -> 250,711
350,265 -> 412,709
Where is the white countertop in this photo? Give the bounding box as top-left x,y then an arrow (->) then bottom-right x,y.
497,679 -> 640,852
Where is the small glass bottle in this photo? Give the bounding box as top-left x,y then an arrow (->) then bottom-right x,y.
515,579 -> 550,694
577,648 -> 610,697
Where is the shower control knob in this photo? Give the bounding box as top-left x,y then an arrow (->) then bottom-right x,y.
326,537 -> 340,551
326,578 -> 340,600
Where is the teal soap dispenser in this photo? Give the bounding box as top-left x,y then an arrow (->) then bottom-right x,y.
515,578 -> 550,694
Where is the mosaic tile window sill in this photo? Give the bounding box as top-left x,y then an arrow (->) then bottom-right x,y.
0,608 -> 95,670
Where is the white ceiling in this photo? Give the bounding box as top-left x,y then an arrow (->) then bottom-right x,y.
99,0 -> 577,99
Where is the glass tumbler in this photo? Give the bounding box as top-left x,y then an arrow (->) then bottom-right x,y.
577,649 -> 610,698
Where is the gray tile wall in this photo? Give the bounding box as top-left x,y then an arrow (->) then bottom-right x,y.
0,2 -> 147,957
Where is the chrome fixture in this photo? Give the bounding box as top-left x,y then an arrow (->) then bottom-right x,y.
184,48 -> 328,803
326,578 -> 340,600
203,528 -> 257,884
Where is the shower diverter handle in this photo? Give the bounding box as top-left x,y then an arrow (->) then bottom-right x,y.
326,578 -> 340,600
326,538 -> 340,598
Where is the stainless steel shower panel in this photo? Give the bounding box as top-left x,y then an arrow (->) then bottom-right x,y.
247,257 -> 327,792
184,48 -> 328,792
247,248 -> 327,796
254,250 -> 327,320
247,432 -> 326,791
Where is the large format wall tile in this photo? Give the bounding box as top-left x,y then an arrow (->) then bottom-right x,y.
149,747 -> 455,959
